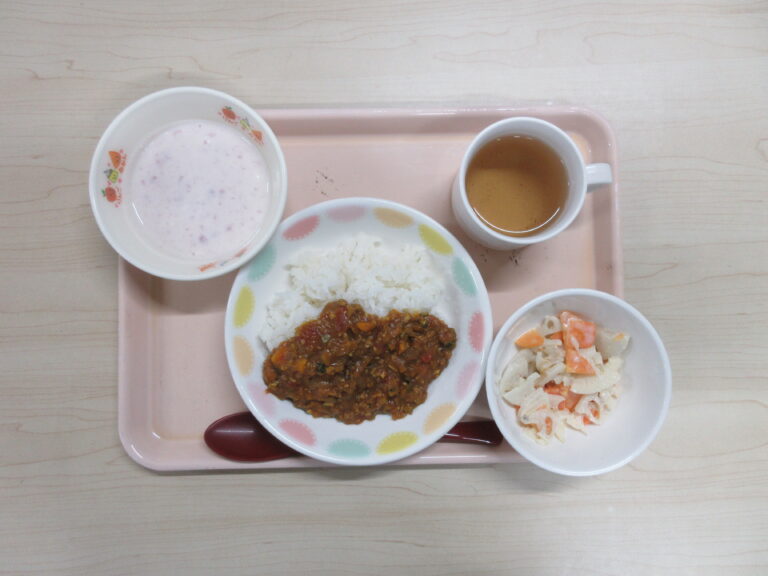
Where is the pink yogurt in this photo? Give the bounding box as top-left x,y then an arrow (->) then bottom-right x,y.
127,119 -> 270,261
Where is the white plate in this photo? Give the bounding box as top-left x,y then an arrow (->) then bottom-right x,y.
225,197 -> 493,465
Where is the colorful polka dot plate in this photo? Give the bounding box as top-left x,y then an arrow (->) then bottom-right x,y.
224,198 -> 493,465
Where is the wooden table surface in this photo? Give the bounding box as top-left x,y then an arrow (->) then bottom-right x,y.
1,2 -> 766,574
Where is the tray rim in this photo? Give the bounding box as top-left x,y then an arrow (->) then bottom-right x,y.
117,103 -> 622,472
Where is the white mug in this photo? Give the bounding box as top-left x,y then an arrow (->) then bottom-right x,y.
451,117 -> 613,250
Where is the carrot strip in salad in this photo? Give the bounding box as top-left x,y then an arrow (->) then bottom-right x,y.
566,349 -> 596,375
560,310 -> 596,350
514,328 -> 545,348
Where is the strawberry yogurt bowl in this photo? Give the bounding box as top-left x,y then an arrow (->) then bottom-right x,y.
89,87 -> 287,280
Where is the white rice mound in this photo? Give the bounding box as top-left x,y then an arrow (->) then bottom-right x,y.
259,234 -> 446,350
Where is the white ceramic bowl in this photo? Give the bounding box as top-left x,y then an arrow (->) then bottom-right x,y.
225,198 -> 493,466
89,87 -> 287,280
486,289 -> 672,476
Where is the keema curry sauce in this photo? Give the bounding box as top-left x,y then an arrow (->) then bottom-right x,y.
263,300 -> 457,424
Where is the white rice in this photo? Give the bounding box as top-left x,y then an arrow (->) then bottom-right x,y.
259,234 -> 446,349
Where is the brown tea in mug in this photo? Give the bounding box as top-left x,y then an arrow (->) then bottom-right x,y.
466,135 -> 568,237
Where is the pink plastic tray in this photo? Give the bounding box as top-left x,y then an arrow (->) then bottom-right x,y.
118,106 -> 622,471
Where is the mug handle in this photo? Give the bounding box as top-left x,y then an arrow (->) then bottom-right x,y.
585,163 -> 613,191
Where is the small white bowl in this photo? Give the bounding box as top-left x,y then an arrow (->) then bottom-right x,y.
485,289 -> 672,476
89,87 -> 287,280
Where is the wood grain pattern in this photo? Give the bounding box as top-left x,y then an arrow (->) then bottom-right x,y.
1,1 -> 767,574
